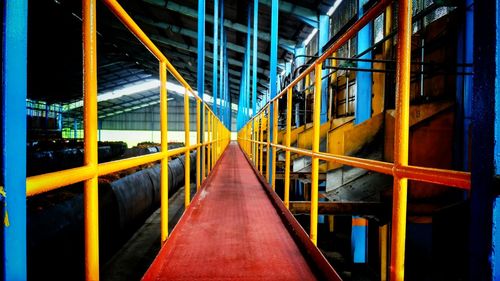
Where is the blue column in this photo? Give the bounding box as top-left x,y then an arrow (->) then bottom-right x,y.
268,0 -> 278,184
251,0 -> 258,117
351,217 -> 367,263
355,0 -> 373,124
319,15 -> 329,123
73,118 -> 78,139
469,0 -> 499,279
219,0 -> 224,121
2,1 -> 28,279
197,0 -> 205,101
212,0 -> 219,114
246,6 -> 251,119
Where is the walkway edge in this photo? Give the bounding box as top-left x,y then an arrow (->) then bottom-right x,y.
237,143 -> 343,281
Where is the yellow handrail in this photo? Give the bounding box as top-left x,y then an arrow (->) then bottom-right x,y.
26,1 -> 231,280
237,0 -> 470,280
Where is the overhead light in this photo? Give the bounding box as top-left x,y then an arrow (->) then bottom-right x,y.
167,98 -> 174,101
303,28 -> 318,46
326,0 -> 342,16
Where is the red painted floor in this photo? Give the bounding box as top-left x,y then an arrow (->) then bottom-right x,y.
142,143 -> 318,281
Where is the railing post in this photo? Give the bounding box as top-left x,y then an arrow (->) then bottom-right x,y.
83,0 -> 100,279
310,62 -> 322,245
159,61 -> 169,243
259,116 -> 264,174
196,100 -> 201,190
266,106 -> 271,182
202,105 -> 206,180
184,90 -> 191,208
284,87 -> 293,209
390,0 -> 412,279
207,111 -> 212,175
271,100 -> 278,190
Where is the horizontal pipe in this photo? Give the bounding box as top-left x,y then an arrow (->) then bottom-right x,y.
239,138 -> 471,189
27,165 -> 96,196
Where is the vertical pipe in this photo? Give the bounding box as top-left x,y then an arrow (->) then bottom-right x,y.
159,62 -> 169,243
284,88 -> 292,209
390,0 -> 412,279
83,0 -> 100,279
310,63 -> 322,245
2,0 -> 27,279
271,100 -> 278,190
184,91 -> 191,208
213,0 -> 219,115
196,99 -> 201,190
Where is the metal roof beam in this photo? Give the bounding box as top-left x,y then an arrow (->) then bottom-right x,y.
142,0 -> 296,52
260,0 -> 318,27
135,16 -> 274,63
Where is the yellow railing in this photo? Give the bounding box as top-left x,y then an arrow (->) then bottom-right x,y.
237,0 -> 470,280
25,1 -> 230,280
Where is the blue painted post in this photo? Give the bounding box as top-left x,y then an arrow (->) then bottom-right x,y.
197,1 -> 205,113
319,15 -> 329,123
268,0 -> 278,184
2,1 -> 28,279
252,0 -> 258,117
198,0 -> 205,182
212,0 -> 218,115
351,217 -> 367,263
219,0 -> 224,121
355,0 -> 373,124
469,0 -> 499,279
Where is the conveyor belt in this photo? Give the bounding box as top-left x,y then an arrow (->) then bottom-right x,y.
143,142 -> 340,281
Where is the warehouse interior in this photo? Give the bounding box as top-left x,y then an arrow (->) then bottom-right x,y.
2,0 -> 500,280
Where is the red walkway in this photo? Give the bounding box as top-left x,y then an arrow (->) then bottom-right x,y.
143,143 -> 338,281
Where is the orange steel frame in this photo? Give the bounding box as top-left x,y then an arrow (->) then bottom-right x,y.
237,0 -> 471,280
25,1 -> 230,280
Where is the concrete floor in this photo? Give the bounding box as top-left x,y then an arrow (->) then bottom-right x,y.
102,183 -> 197,281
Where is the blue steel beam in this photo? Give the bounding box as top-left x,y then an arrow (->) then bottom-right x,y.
252,0 -> 258,116
219,0 -> 224,121
268,0 -> 278,185
355,0 -> 373,124
260,0 -> 317,27
2,1 -> 28,280
213,0 -> 219,115
319,14 -> 329,123
143,0 -> 296,49
133,18 -> 275,62
197,0 -> 205,182
246,8 -> 251,120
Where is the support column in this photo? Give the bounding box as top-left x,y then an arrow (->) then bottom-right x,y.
268,0 -> 278,185
319,14 -> 329,123
212,0 -> 219,114
351,217 -> 368,263
197,0 -> 205,162
355,0 -> 373,124
2,1 -> 28,279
